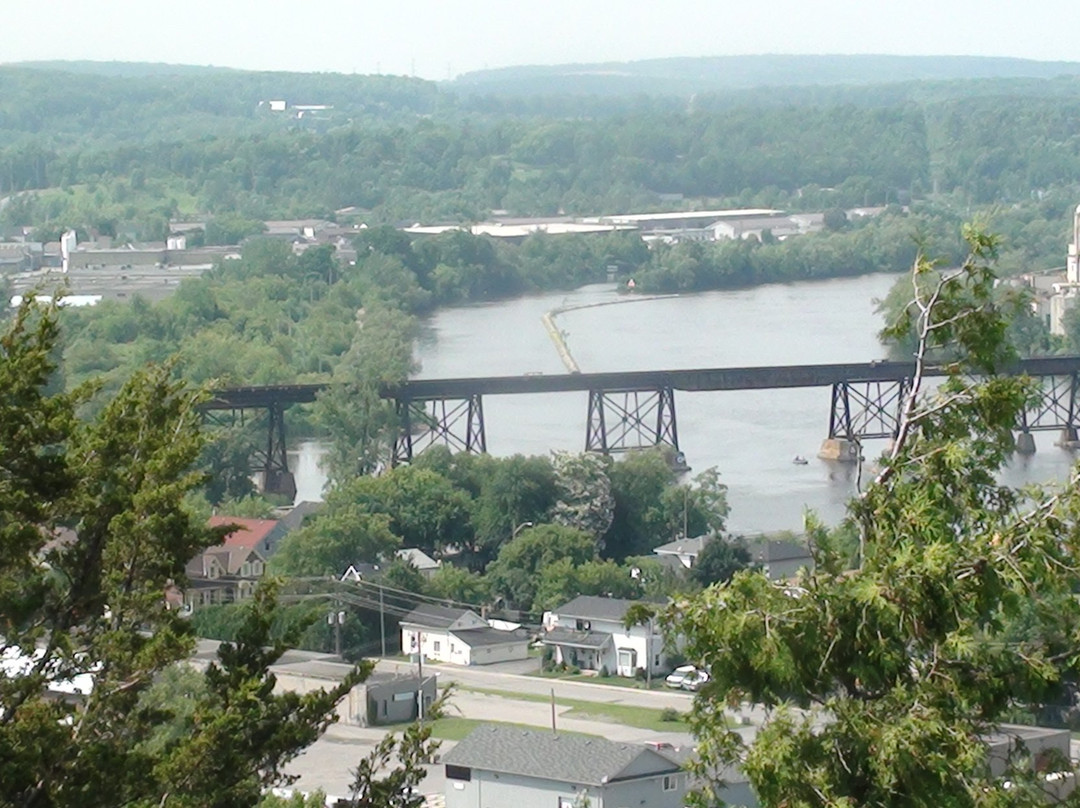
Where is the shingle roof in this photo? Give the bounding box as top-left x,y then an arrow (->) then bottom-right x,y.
747,539 -> 812,564
400,603 -> 475,628
541,628 -> 613,650
442,725 -> 678,786
396,547 -> 439,570
208,516 -> 281,549
552,595 -> 645,622
185,545 -> 264,578
652,535 -> 708,556
450,627 -> 529,648
278,500 -> 324,533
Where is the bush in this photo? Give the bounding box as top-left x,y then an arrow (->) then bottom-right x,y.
567,665 -> 580,675
598,665 -> 609,678
635,667 -> 647,681
659,707 -> 681,723
541,646 -> 556,671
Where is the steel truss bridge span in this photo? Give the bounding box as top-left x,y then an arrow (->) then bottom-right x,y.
203,356 -> 1080,480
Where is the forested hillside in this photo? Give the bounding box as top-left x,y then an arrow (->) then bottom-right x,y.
451,54 -> 1080,96
4,60 -> 1080,234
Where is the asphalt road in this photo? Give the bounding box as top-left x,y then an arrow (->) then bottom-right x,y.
374,657 -> 696,711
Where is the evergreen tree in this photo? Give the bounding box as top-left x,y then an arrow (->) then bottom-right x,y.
0,300 -> 421,807
676,230 -> 1080,806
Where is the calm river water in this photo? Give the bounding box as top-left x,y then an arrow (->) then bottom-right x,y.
294,273 -> 1077,533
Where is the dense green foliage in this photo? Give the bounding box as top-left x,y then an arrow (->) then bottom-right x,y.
676,233 -> 1080,805
267,446 -> 728,616
0,301 -> 373,806
6,62 -> 1080,235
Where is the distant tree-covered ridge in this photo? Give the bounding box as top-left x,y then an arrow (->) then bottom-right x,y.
6,61 -> 1080,230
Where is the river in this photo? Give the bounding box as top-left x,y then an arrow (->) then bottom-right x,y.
293,273 -> 1078,534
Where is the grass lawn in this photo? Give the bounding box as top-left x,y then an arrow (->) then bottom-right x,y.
528,669 -> 669,691
456,687 -> 692,734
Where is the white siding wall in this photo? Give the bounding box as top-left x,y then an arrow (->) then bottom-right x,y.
400,627 -> 455,664
445,770 -> 691,808
551,615 -> 666,676
460,640 -> 529,665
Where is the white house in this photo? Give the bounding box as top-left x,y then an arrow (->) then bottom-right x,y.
443,725 -> 703,808
542,596 -> 668,677
399,604 -> 530,666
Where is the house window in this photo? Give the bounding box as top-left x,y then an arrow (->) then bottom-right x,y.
575,619 -> 591,631
558,799 -> 574,808
433,641 -> 441,653
663,775 -> 679,791
446,765 -> 472,782
252,561 -> 263,575
450,644 -> 455,653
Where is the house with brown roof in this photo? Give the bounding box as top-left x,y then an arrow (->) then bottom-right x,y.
182,517 -> 274,611
207,515 -> 287,557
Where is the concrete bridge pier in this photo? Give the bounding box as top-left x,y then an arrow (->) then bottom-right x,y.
1015,430 -> 1037,455
1056,426 -> 1079,449
818,438 -> 860,462
261,469 -> 297,501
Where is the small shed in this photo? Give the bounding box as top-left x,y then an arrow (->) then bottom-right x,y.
269,655 -> 437,727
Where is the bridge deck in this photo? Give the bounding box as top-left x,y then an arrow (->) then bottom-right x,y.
204,357 -> 1080,408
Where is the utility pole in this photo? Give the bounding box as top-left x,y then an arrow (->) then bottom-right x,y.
328,603 -> 344,658
415,629 -> 424,723
646,620 -> 652,689
379,584 -> 387,658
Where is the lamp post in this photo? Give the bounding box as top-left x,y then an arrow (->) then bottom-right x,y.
512,521 -> 534,540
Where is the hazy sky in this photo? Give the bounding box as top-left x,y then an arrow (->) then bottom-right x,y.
6,0 -> 1080,80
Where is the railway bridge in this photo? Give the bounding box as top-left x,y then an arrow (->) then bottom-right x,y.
203,356 -> 1080,497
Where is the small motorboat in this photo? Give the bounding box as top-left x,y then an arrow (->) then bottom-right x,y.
792,455 -> 808,465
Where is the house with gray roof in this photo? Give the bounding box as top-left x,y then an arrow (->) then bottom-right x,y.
746,538 -> 813,580
653,534 -> 813,580
443,725 -> 691,808
395,547 -> 440,578
652,534 -> 709,569
400,604 -> 529,666
542,596 -> 669,678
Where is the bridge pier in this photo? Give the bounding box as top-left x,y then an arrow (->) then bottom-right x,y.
1057,426 -> 1079,448
585,387 -> 679,455
392,394 -> 486,466
818,438 -> 860,462
260,402 -> 297,500
1015,430 -> 1037,455
819,379 -> 909,463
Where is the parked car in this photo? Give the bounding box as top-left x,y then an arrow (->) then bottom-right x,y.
665,664 -> 698,688
682,668 -> 710,691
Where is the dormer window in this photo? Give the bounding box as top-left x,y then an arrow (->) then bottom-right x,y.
575,619 -> 591,631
